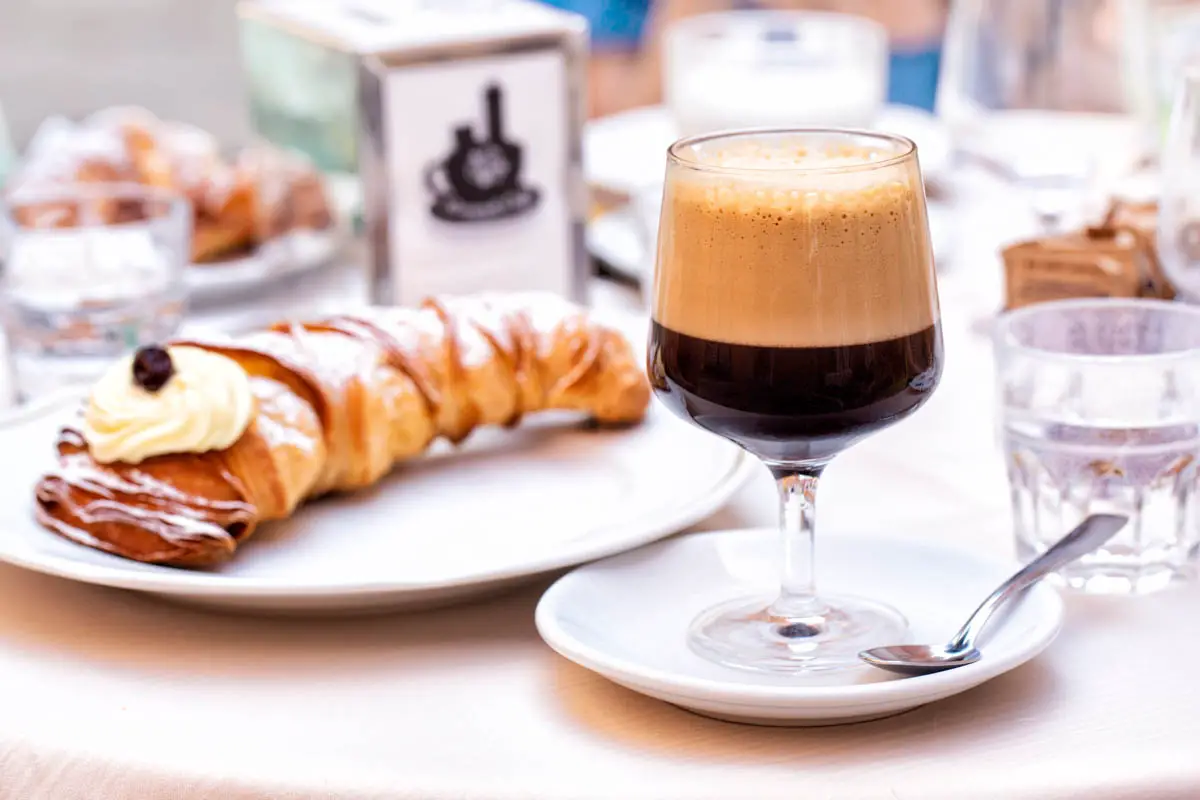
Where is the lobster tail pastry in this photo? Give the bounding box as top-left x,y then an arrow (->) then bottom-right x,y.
34,293 -> 650,567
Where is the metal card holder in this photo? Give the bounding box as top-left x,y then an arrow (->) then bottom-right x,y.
358,27 -> 590,307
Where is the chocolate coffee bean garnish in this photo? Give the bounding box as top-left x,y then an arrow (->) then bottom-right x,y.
132,346 -> 175,393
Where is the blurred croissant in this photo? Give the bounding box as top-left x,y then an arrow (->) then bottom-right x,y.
34,294 -> 651,567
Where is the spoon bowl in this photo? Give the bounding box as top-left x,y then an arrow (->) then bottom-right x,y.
859,644 -> 982,676
858,514 -> 1128,677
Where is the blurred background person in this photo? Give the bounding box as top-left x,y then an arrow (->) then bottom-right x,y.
537,0 -> 657,117
540,0 -> 948,118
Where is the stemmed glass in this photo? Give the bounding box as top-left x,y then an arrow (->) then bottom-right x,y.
648,129 -> 943,673
937,0 -> 1157,231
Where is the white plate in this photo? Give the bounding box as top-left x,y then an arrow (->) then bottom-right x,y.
536,529 -> 1063,726
590,199 -> 957,284
186,228 -> 342,307
585,104 -> 953,197
0,390 -> 754,616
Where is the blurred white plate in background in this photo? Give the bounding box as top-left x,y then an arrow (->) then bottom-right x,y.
186,228 -> 344,307
585,104 -> 954,197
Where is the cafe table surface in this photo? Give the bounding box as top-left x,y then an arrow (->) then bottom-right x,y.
2,188 -> 1199,800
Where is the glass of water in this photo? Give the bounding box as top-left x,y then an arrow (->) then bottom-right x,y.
0,184 -> 189,402
663,11 -> 888,138
995,298 -> 1200,594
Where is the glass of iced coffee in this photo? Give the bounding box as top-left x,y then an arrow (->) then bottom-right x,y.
648,129 -> 942,673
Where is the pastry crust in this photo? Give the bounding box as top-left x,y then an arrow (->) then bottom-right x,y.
34,293 -> 651,568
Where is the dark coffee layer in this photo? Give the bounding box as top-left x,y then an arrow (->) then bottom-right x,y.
649,321 -> 943,463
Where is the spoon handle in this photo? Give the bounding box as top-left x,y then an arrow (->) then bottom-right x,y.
946,514 -> 1128,653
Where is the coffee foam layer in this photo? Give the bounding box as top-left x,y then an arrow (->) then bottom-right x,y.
653,152 -> 939,348
680,139 -> 900,173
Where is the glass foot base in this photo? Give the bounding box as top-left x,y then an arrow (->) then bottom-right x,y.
688,593 -> 908,674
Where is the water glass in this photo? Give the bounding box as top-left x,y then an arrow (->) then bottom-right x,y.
938,0 -> 1157,228
0,184 -> 189,401
1158,68 -> 1200,300
663,11 -> 888,137
994,299 -> 1200,594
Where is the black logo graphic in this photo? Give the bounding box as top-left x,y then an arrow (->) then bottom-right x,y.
425,84 -> 540,223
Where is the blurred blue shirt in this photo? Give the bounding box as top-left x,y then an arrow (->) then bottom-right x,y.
538,0 -> 940,111
888,47 -> 941,111
538,0 -> 651,50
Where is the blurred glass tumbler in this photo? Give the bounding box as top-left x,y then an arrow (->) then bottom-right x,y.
995,299 -> 1200,594
0,185 -> 189,401
664,11 -> 888,137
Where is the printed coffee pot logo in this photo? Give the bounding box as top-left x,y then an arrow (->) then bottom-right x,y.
425,83 -> 540,223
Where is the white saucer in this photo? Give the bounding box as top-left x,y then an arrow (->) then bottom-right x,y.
536,529 -> 1063,726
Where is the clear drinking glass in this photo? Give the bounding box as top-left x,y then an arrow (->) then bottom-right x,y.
0,184 -> 189,401
664,11 -> 888,138
937,0 -> 1157,229
648,129 -> 943,673
1158,68 -> 1200,300
995,298 -> 1200,594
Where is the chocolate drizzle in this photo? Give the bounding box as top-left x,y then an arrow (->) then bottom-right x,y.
35,428 -> 256,567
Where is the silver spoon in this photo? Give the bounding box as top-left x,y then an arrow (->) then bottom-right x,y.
859,513 -> 1129,676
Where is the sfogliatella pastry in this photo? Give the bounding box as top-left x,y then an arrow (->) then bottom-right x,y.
34,293 -> 651,568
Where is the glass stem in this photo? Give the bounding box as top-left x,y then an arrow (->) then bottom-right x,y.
768,465 -> 827,621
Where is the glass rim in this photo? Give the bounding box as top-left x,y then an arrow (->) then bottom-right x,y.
666,127 -> 917,176
667,8 -> 888,42
993,298 -> 1200,364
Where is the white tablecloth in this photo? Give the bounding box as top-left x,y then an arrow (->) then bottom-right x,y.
2,188 -> 1199,800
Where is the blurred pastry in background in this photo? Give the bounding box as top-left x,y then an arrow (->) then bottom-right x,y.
5,106 -> 334,266
97,108 -> 259,262
1001,198 -> 1175,311
236,144 -> 334,244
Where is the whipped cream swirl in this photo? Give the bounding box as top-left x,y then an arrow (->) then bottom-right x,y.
82,346 -> 254,464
